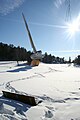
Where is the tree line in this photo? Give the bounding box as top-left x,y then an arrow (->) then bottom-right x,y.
73,55 -> 80,65
0,42 -> 32,64
42,52 -> 65,64
0,42 -> 79,65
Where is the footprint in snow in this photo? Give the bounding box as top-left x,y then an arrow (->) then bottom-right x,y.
45,110 -> 53,118
45,106 -> 55,111
42,110 -> 54,120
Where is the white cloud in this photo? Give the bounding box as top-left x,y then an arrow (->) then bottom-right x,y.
54,0 -> 65,8
0,0 -> 25,15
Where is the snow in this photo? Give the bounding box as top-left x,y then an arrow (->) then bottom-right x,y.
0,61 -> 80,120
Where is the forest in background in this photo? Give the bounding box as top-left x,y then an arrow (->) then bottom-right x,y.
0,42 -> 80,65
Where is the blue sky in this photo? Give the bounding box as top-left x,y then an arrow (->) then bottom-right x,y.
0,0 -> 80,60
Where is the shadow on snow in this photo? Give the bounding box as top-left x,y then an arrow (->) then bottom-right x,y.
7,65 -> 32,72
0,96 -> 31,116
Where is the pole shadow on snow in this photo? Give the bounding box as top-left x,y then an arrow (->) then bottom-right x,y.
7,65 -> 32,72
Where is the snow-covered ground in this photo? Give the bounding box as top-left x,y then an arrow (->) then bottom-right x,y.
0,61 -> 80,120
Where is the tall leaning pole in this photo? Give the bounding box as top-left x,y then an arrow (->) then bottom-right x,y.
22,13 -> 42,66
